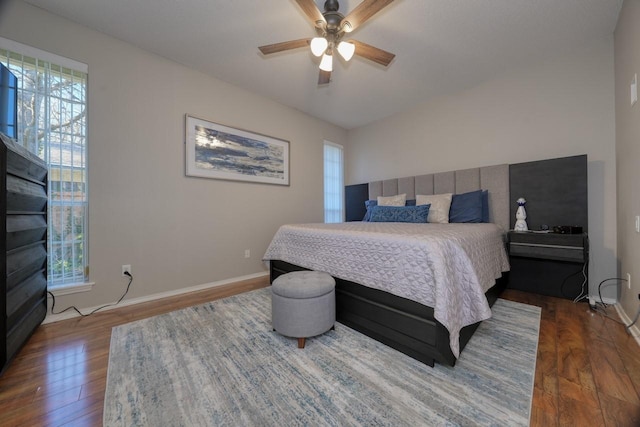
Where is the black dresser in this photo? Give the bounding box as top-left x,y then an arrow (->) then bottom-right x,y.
1,134 -> 48,374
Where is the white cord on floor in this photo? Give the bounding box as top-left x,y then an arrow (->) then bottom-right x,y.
572,261 -> 589,303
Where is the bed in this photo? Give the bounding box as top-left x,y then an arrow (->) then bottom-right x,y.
264,164 -> 511,367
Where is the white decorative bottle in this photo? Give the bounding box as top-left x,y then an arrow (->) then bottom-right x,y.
514,197 -> 528,231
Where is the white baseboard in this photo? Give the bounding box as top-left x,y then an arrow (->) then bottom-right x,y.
43,271 -> 269,324
588,295 -> 617,306
613,303 -> 640,347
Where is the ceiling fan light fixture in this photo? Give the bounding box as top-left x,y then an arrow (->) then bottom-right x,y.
310,37 -> 328,57
258,0 -> 397,85
337,41 -> 355,61
319,52 -> 333,72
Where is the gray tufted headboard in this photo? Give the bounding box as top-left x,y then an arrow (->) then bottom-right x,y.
364,164 -> 510,232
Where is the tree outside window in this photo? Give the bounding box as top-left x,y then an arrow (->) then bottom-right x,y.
1,47 -> 88,287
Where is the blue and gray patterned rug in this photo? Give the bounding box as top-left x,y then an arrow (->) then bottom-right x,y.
104,288 -> 540,426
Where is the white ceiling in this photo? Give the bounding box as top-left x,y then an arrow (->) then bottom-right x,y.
23,0 -> 623,129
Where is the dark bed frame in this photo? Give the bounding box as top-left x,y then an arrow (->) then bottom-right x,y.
268,156 -> 587,367
270,259 -> 508,367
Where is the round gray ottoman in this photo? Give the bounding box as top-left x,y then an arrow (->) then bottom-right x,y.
271,270 -> 336,348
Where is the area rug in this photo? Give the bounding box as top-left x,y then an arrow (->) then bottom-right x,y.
104,288 -> 540,426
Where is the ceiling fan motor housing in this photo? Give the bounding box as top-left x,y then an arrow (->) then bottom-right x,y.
323,0 -> 344,31
324,0 -> 340,12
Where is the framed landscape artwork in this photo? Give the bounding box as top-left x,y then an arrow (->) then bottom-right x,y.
185,115 -> 290,185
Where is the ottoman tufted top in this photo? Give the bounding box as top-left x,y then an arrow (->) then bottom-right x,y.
272,271 -> 335,299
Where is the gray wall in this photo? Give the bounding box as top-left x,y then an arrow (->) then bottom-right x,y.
346,37 -> 617,300
615,0 -> 640,322
0,1 -> 347,312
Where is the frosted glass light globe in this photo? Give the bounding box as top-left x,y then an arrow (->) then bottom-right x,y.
310,37 -> 328,57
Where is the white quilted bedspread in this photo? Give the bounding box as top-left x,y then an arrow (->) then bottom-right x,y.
263,222 -> 510,357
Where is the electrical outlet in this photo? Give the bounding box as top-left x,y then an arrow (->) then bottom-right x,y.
628,273 -> 632,290
122,264 -> 131,277
244,249 -> 250,258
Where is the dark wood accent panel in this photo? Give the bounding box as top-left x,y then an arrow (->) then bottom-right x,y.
509,155 -> 588,231
508,156 -> 589,299
1,134 -> 48,375
345,183 -> 369,222
270,259 -> 507,367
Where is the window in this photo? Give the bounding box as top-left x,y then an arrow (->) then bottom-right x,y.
1,39 -> 89,288
323,141 -> 344,223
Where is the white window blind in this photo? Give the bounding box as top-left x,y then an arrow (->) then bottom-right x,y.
0,40 -> 89,288
323,141 -> 344,223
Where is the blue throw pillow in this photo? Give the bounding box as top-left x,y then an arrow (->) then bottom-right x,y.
362,200 -> 378,221
362,199 -> 417,221
369,204 -> 431,223
481,190 -> 489,223
449,190 -> 483,223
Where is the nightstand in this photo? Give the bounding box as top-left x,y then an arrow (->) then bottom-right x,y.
507,231 -> 589,300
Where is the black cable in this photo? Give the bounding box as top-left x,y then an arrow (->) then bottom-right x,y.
626,305 -> 640,331
47,271 -> 133,317
586,277 -> 638,332
588,302 -> 628,326
597,277 -> 627,306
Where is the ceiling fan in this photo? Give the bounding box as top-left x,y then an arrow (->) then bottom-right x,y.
258,0 -> 396,85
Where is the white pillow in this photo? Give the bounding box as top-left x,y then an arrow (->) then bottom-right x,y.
416,193 -> 453,223
377,193 -> 406,206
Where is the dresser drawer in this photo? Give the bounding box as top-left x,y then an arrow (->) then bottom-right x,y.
508,231 -> 588,263
508,232 -> 584,247
509,242 -> 585,262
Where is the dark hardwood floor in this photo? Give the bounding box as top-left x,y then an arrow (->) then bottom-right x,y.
0,278 -> 639,426
503,289 -> 640,427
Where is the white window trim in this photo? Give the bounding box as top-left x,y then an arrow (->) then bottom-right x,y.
1,37 -> 91,290
0,37 -> 88,72
48,282 -> 95,297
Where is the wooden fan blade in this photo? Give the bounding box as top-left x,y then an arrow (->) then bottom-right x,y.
294,0 -> 326,28
259,39 -> 311,55
318,69 -> 331,85
352,40 -> 395,66
342,0 -> 395,32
